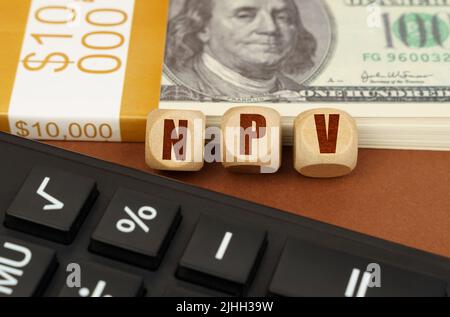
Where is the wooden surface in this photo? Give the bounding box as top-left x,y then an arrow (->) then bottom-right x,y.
45,141 -> 450,258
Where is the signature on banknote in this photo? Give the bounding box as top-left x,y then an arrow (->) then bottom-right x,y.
361,71 -> 434,84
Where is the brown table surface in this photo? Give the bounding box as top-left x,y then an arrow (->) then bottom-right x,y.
45,141 -> 450,259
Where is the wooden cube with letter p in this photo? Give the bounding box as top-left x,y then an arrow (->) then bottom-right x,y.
222,106 -> 281,174
145,110 -> 205,171
294,108 -> 358,178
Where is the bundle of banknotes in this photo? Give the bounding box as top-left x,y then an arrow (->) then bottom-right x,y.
159,0 -> 450,150
1,0 -> 448,149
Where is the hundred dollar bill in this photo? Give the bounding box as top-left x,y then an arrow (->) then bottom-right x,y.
159,0 -> 450,121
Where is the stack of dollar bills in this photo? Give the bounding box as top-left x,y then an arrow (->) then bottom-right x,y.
159,0 -> 450,150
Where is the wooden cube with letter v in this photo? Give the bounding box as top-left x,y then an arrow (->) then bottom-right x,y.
146,110 -> 205,171
222,106 -> 281,174
294,108 -> 358,178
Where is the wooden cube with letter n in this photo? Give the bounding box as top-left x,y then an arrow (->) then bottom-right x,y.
222,106 -> 281,174
294,108 -> 358,178
146,110 -> 205,171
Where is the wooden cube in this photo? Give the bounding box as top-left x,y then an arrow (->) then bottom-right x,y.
294,108 -> 358,178
145,110 -> 205,171
221,106 -> 281,174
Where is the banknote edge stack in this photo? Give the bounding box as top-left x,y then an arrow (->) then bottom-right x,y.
158,0 -> 450,151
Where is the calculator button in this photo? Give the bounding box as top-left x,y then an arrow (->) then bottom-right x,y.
176,216 -> 267,296
164,287 -> 214,297
4,166 -> 98,244
269,238 -> 447,297
0,236 -> 57,297
163,286 -> 229,297
58,261 -> 144,297
89,188 -> 181,270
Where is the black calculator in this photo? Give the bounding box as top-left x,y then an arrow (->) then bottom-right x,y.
0,132 -> 448,297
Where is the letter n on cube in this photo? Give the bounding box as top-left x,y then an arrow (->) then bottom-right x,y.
146,110 -> 205,171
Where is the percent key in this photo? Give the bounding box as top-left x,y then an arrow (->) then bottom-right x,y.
89,188 -> 182,270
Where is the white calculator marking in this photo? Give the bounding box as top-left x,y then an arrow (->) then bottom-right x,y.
215,232 -> 233,260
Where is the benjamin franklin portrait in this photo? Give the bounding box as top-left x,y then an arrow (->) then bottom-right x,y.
164,0 -> 332,100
